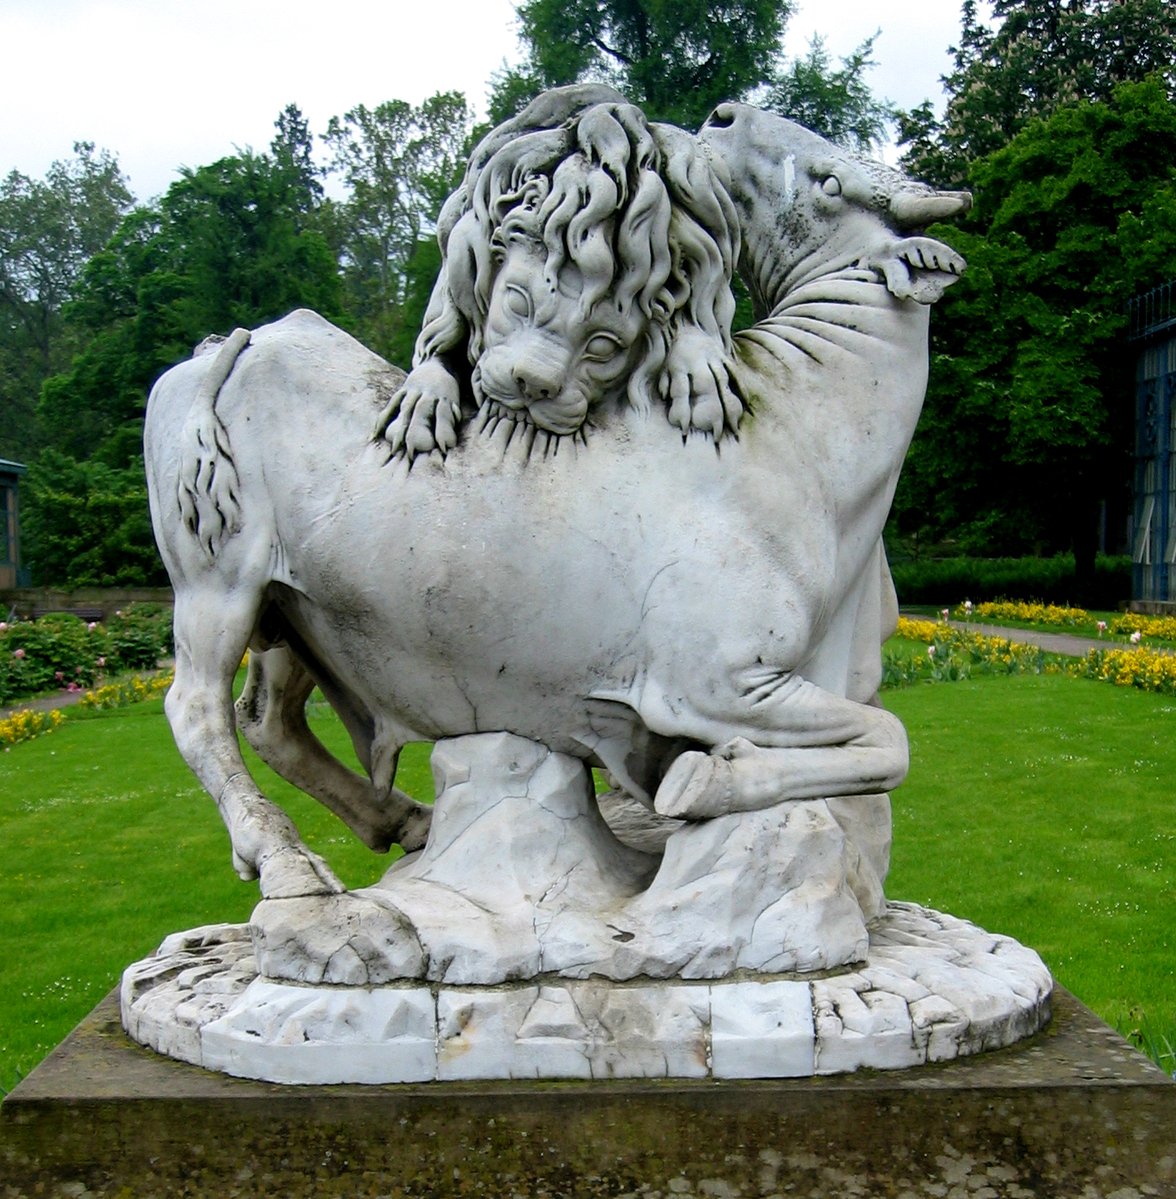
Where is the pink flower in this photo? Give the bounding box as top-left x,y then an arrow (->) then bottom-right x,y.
0,621 -> 7,632
12,647 -> 25,660
1097,621 -> 1107,635
96,656 -> 106,668
66,682 -> 80,692
1130,630 -> 1142,644
55,671 -> 64,682
87,621 -> 98,632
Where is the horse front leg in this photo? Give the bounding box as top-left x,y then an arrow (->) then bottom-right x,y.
236,647 -> 432,853
166,594 -> 344,898
650,676 -> 908,820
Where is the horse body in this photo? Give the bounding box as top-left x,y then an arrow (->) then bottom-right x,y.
145,105 -> 967,905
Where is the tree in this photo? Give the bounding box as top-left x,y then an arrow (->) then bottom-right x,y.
766,33 -> 893,150
36,147 -> 343,470
491,0 -> 893,150
323,92 -> 473,363
901,0 -> 1176,186
891,80 -> 1176,592
494,0 -> 794,129
271,102 -> 325,218
21,449 -> 166,587
0,144 -> 132,459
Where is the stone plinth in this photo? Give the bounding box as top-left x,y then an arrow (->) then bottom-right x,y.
118,902 -> 1052,1084
2,988 -> 1172,1199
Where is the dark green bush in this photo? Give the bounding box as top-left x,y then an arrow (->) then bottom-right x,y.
889,555 -> 1131,609
106,604 -> 172,671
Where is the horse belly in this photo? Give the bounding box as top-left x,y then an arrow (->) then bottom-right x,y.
275,458 -> 651,750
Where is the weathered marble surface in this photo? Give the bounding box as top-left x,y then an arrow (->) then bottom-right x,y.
120,87 -> 1051,1085
143,86 -> 967,924
250,733 -> 872,985
121,903 -> 1052,1084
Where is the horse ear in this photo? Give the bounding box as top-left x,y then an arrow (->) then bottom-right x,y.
865,236 -> 966,305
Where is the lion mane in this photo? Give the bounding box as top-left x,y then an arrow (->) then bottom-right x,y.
410,85 -> 742,427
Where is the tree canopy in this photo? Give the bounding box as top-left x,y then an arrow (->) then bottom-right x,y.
7,6 -> 1172,594
490,0 -> 893,147
493,0 -> 792,129
892,78 -> 1176,583
0,144 -> 132,461
900,0 -> 1176,186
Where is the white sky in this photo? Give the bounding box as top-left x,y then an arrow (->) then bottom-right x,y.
2,0 -> 974,200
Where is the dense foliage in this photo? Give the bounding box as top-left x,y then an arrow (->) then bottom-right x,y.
0,604 -> 171,704
4,2 -> 1174,595
491,0 -> 892,145
889,1 -> 1176,600
888,554 -> 1131,609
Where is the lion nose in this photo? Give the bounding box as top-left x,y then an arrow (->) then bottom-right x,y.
513,352 -> 564,403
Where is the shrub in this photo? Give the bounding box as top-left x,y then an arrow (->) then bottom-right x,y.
888,554 -> 1131,608
0,708 -> 64,748
106,604 -> 173,671
0,615 -> 109,703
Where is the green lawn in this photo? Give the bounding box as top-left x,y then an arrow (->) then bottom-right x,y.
1,672 -> 1172,1089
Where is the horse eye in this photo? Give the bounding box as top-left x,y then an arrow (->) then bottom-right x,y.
822,175 -> 842,197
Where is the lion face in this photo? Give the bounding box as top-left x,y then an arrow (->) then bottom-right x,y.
473,235 -> 651,435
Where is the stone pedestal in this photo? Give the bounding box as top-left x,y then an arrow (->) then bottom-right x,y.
118,902 -> 1052,1083
3,988 -> 1172,1198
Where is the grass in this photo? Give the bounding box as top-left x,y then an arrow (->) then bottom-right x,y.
0,672 -> 1172,1090
0,690 -> 433,1092
885,674 -> 1173,1038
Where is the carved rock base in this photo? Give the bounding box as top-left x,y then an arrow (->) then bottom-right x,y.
250,732 -> 872,987
120,902 -> 1052,1084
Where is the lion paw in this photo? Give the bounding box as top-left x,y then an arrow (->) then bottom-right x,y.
660,329 -> 743,439
378,359 -> 462,460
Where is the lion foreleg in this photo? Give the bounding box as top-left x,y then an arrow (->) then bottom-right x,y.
658,326 -> 744,439
377,357 -> 464,460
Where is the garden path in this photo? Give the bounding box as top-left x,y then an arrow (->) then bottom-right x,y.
904,616 -> 1141,658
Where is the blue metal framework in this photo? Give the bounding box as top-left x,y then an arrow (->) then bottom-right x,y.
1130,284 -> 1176,603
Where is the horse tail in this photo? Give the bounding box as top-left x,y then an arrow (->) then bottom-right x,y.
177,327 -> 251,558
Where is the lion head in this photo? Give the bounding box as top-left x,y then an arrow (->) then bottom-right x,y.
411,86 -> 743,440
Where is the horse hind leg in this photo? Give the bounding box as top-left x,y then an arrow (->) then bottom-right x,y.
236,647 -> 432,853
166,592 -> 344,898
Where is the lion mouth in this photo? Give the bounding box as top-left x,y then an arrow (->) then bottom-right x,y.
475,372 -> 588,436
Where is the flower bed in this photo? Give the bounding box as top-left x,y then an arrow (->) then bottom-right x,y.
0,605 -> 172,706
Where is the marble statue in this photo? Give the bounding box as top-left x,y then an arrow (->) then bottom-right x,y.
125,87 -> 1052,1082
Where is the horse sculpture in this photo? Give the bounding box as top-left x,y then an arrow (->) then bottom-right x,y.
144,89 -> 969,985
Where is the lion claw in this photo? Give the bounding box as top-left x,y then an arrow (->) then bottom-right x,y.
660,329 -> 743,439
379,359 -> 463,460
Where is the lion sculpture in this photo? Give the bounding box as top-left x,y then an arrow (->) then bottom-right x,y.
378,85 -> 746,459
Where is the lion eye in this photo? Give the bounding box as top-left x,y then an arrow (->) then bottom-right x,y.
821,175 -> 842,197
584,332 -> 622,360
504,285 -> 532,320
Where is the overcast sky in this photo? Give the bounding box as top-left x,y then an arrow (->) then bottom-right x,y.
3,0 -> 976,200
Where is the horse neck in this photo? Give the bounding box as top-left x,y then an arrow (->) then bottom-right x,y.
731,268 -> 931,498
